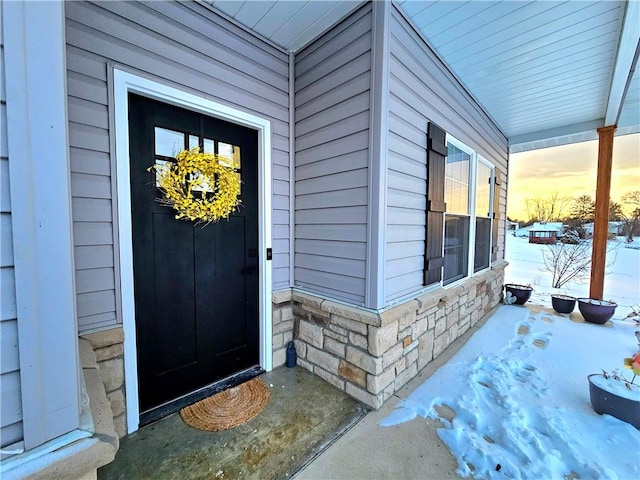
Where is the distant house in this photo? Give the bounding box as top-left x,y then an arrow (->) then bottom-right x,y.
583,221 -> 626,237
514,222 -> 564,243
528,229 -> 558,244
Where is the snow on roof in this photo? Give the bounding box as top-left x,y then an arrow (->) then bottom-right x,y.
514,222 -> 564,235
528,222 -> 564,231
583,222 -> 625,233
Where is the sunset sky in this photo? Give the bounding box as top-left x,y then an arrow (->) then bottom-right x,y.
507,133 -> 640,221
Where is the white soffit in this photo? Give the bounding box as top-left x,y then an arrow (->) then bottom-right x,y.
208,0 -> 363,52
209,0 -> 639,152
398,0 -> 630,148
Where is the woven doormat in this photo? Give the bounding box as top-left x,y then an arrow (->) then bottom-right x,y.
180,377 -> 270,431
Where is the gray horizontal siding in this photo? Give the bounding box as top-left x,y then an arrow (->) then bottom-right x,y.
0,268 -> 17,321
0,233 -> 23,450
0,371 -> 23,448
297,188 -> 369,210
385,6 -> 508,303
294,4 -> 372,306
296,130 -> 370,166
0,213 -> 13,270
0,105 -> 7,159
1,160 -> 9,211
65,0 -> 292,332
495,173 -> 508,261
0,22 -> 23,446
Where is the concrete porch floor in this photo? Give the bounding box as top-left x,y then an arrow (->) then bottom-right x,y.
99,306 -> 501,480
295,307 -> 498,480
98,366 -> 368,480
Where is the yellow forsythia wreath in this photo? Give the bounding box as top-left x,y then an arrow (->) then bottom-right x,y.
149,148 -> 241,224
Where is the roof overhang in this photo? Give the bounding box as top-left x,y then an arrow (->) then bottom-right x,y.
207,0 -> 640,153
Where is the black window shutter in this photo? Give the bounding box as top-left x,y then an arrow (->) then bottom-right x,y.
424,122 -> 447,286
491,171 -> 501,262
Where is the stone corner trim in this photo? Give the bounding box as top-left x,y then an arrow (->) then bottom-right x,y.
289,268 -> 505,409
272,289 -> 293,306
3,341 -> 119,480
80,327 -> 127,439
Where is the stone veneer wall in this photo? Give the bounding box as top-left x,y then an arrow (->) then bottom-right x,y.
289,262 -> 507,408
272,291 -> 295,368
80,327 -> 127,438
77,263 -> 504,437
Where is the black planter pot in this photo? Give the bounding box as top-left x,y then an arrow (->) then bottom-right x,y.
577,298 -> 617,324
551,294 -> 576,314
588,374 -> 640,429
504,284 -> 533,305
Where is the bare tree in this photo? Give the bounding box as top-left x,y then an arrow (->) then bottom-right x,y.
541,241 -> 618,289
623,191 -> 640,206
548,192 -> 572,222
525,197 -> 542,223
524,193 -> 572,223
620,191 -> 640,242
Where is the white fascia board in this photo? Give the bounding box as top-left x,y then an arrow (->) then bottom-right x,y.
605,0 -> 640,126
509,119 -> 604,153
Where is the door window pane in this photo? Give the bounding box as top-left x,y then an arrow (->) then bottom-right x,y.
203,138 -> 215,154
218,142 -> 241,169
155,127 -> 184,157
154,159 -> 171,188
445,143 -> 470,215
218,142 -> 233,161
189,172 -> 213,193
201,139 -> 242,195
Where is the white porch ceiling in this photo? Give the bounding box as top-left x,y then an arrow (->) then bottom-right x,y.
208,0 -> 640,153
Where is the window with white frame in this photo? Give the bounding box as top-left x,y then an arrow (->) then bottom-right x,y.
443,137 -> 494,285
443,140 -> 471,284
474,158 -> 493,273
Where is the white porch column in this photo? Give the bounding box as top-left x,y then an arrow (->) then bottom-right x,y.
3,0 -> 80,448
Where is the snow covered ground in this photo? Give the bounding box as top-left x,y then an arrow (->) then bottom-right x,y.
381,236 -> 640,479
503,235 -> 640,317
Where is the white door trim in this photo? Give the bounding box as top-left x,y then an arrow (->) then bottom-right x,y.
112,68 -> 273,434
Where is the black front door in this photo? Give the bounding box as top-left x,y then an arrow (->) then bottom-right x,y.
128,94 -> 259,417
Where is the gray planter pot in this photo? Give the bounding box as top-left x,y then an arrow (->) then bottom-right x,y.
577,298 -> 617,324
551,294 -> 576,314
588,374 -> 640,429
504,284 -> 533,305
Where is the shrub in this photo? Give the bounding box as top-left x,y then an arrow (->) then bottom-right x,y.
561,230 -> 580,244
541,241 -> 619,289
